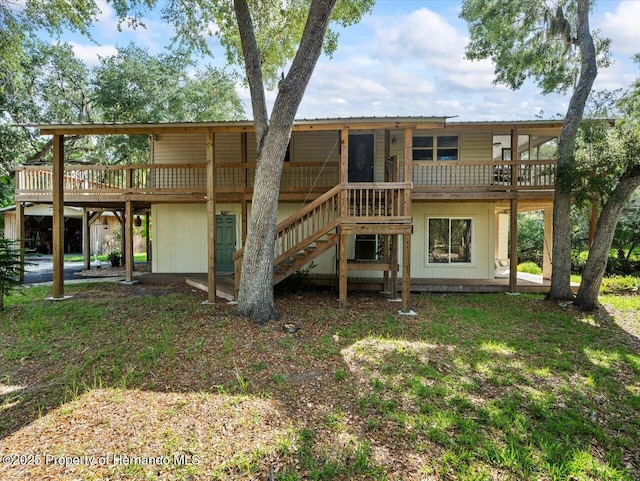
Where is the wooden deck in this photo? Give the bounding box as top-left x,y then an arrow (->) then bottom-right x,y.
183,272 -> 577,300
304,272 -> 562,294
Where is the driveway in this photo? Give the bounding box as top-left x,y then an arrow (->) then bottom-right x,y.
24,256 -> 86,284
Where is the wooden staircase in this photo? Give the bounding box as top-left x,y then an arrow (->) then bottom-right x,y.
233,182 -> 412,297
273,233 -> 339,284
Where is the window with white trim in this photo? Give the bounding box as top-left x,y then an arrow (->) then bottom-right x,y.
413,135 -> 459,161
428,218 -> 472,264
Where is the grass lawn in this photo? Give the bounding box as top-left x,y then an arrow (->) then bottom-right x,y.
0,284 -> 638,480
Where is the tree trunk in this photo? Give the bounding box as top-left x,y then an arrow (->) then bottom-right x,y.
548,0 -> 597,301
234,0 -> 338,324
576,164 -> 640,310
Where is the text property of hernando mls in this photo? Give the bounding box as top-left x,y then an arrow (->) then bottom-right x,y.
1,453 -> 200,467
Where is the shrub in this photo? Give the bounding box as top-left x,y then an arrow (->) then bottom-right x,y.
517,262 -> 542,275
600,275 -> 640,295
0,237 -> 29,309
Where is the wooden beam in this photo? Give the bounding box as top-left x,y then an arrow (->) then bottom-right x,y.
404,128 -> 413,185
52,134 -> 65,299
339,232 -> 348,309
401,129 -> 414,310
402,233 -> 411,312
37,119 -> 447,136
383,130 -> 391,291
543,206 -> 553,280
82,209 -> 90,270
125,200 -> 134,282
340,129 -> 349,219
241,132 -> 248,244
145,212 -> 151,262
16,202 -> 25,283
391,234 -> 398,299
340,129 -> 349,184
339,223 -> 412,235
509,129 -> 518,291
206,131 -> 216,303
509,198 -> 518,291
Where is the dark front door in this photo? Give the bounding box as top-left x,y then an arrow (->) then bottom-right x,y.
348,134 -> 374,182
216,214 -> 236,272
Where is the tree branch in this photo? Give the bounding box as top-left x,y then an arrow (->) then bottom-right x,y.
233,0 -> 269,148
270,0 -> 338,126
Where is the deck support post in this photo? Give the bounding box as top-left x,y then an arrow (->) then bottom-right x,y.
240,132 -> 248,245
82,209 -> 90,270
400,128 -> 413,311
383,130 -> 391,292
16,202 -> 25,283
51,134 -> 68,300
339,231 -> 347,309
543,206 -> 553,280
509,129 -> 519,292
145,211 -> 151,262
391,235 -> 398,298
401,233 -> 412,312
338,130 -> 349,308
206,130 -> 216,304
509,199 -> 518,291
124,201 -> 134,282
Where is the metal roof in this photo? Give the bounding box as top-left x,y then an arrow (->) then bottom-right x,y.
25,116 -> 580,135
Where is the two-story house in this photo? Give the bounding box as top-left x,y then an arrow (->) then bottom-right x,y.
14,117 -> 560,309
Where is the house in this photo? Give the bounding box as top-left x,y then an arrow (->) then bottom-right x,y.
13,117 -> 560,309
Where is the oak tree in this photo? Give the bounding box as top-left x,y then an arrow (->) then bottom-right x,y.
460,0 -> 609,301
163,0 -> 374,323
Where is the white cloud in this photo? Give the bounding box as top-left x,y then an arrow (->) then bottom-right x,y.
68,42 -> 117,66
376,8 -> 466,60
92,0 -> 169,53
600,1 -> 640,55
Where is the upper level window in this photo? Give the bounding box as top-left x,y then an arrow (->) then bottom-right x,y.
413,136 -> 458,161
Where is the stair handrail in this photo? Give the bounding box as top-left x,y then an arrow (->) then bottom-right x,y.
233,183 -> 342,262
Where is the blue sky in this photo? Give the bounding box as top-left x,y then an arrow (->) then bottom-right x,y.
60,0 -> 640,122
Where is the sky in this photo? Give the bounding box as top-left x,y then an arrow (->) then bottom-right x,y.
60,0 -> 640,122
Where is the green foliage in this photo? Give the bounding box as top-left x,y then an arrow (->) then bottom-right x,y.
517,262 -> 542,275
0,175 -> 13,207
460,0 -> 610,94
517,212 -> 544,265
162,0 -> 374,88
599,275 -> 639,295
0,37 -> 245,176
0,236 -> 28,308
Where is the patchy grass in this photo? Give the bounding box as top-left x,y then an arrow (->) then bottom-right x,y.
0,284 -> 638,480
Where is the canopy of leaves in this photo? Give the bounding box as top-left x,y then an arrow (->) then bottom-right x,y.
1,39 -> 244,171
460,0 -> 610,94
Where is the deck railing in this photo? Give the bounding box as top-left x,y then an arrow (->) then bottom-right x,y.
343,182 -> 411,221
412,159 -> 555,192
14,161 -> 340,199
14,159 -> 555,200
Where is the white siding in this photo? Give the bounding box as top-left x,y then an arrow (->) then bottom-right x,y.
411,202 -> 495,279
152,204 -> 207,273
152,203 -> 244,273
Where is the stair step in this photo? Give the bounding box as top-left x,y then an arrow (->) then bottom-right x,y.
294,252 -> 307,259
